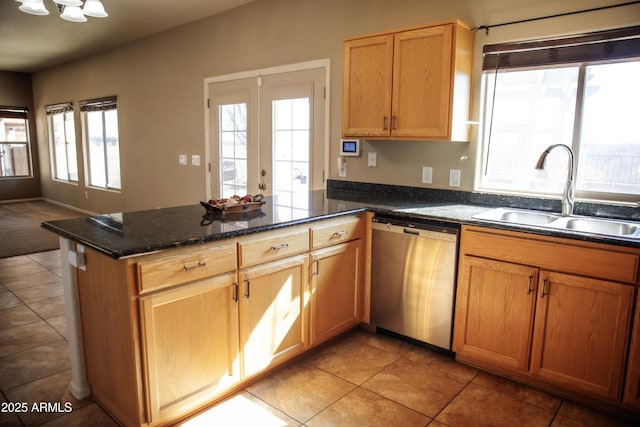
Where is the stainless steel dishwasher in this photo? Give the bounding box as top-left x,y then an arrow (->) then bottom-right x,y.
370,215 -> 459,351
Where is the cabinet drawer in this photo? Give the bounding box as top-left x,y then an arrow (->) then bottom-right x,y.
238,227 -> 309,268
137,241 -> 237,293
311,215 -> 363,249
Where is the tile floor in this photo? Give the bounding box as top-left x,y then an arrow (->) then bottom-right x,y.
0,250 -> 637,426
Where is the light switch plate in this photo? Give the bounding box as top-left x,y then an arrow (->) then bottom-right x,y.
368,152 -> 377,167
422,166 -> 433,184
179,154 -> 188,166
191,155 -> 200,166
449,169 -> 461,187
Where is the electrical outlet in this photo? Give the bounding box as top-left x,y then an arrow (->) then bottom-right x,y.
449,169 -> 461,187
368,152 -> 377,167
422,166 -> 433,184
191,155 -> 200,166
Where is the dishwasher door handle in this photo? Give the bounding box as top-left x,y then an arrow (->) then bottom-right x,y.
403,228 -> 419,236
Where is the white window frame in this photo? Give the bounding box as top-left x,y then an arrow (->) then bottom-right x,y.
0,106 -> 32,179
80,96 -> 121,191
46,102 -> 78,184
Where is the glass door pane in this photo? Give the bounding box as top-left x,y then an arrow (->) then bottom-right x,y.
220,103 -> 248,198
273,97 -> 310,219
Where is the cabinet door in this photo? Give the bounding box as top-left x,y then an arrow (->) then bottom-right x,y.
141,272 -> 240,423
239,254 -> 309,378
453,256 -> 538,371
342,34 -> 393,137
623,290 -> 640,409
531,271 -> 634,400
310,240 -> 363,345
391,25 -> 453,138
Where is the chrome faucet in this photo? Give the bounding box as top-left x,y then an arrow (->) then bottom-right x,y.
535,144 -> 575,216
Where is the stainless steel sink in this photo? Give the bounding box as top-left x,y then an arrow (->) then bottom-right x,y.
552,217 -> 638,237
473,208 -> 560,226
472,208 -> 640,238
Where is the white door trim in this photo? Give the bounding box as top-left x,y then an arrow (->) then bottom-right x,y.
203,59 -> 330,199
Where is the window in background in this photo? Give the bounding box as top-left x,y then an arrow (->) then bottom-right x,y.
81,96 -> 121,190
46,102 -> 78,182
0,106 -> 32,178
480,26 -> 640,203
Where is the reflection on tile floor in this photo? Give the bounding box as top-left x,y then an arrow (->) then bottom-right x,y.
0,250 -> 637,426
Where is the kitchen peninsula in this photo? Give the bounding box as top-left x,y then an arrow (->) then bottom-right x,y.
42,190 -> 372,426
43,186 -> 640,425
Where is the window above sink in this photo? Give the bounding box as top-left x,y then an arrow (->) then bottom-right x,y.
477,26 -> 640,205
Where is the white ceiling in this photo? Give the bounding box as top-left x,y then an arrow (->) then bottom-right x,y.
0,0 -> 257,73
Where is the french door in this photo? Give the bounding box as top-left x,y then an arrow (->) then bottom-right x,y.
208,66 -> 326,217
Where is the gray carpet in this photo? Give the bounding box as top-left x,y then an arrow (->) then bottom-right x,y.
0,200 -> 81,258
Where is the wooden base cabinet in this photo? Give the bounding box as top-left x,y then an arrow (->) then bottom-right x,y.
530,271 -> 633,400
239,254 -> 309,378
624,291 -> 640,410
74,214 -> 368,426
310,240 -> 363,345
454,225 -> 638,411
140,272 -> 241,423
454,256 -> 538,372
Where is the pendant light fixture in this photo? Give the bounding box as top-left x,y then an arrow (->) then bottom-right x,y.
15,0 -> 108,22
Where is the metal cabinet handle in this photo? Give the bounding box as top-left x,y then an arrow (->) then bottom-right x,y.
332,230 -> 348,238
540,279 -> 549,298
391,115 -> 397,130
183,261 -> 206,271
243,278 -> 250,298
527,276 -> 533,294
383,116 -> 388,130
271,243 -> 289,250
232,281 -> 239,302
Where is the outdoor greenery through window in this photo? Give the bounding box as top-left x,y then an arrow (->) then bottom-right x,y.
81,96 -> 121,190
0,106 -> 31,178
46,102 -> 78,182
480,26 -> 640,204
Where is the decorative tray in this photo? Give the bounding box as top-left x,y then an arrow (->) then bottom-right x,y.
200,194 -> 265,214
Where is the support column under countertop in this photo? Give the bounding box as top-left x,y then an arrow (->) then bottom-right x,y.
59,237 -> 91,400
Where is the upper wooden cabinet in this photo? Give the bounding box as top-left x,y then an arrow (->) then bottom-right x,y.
342,21 -> 474,141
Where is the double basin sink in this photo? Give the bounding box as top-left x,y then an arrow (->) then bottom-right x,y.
473,208 -> 640,239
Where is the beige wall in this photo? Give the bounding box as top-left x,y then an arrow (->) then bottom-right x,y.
0,71 -> 41,201
30,0 -> 640,213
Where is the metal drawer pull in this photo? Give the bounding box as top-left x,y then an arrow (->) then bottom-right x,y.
232,281 -> 239,302
540,279 -> 549,298
270,243 -> 289,250
183,261 -> 206,271
244,278 -> 250,298
332,230 -> 348,237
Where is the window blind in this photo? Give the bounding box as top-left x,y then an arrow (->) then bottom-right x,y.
79,96 -> 117,112
45,102 -> 73,115
483,25 -> 640,70
0,106 -> 28,119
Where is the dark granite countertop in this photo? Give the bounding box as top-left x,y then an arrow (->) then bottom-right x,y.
42,191 -> 368,258
42,183 -> 640,259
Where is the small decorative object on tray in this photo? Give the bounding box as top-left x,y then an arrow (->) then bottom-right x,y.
200,194 -> 265,214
